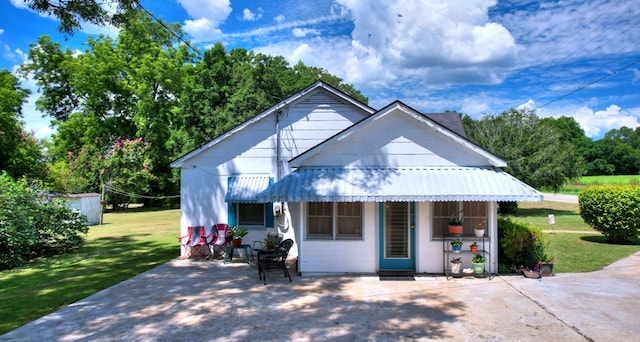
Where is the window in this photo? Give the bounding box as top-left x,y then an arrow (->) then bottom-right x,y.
432,201 -> 487,237
308,202 -> 362,239
237,203 -> 265,226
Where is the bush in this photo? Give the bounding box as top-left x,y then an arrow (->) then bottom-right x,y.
0,172 -> 88,270
498,217 -> 548,271
579,185 -> 640,244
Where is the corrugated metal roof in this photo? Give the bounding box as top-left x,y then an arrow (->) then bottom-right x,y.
256,167 -> 543,202
226,176 -> 272,203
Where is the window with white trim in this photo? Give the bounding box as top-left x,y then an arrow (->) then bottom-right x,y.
307,202 -> 363,240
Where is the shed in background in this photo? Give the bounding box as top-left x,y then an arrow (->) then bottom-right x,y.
65,193 -> 101,225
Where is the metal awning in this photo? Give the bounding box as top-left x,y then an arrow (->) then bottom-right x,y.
256,167 -> 543,202
225,176 -> 272,203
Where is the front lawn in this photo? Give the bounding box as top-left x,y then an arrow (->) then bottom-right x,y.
0,208 -> 179,335
514,201 -> 640,273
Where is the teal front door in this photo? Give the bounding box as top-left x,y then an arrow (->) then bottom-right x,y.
379,202 -> 415,271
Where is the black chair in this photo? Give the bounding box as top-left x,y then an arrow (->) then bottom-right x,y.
258,239 -> 293,285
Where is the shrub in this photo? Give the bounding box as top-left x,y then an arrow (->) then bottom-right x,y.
579,185 -> 640,244
498,217 -> 547,271
0,172 -> 88,270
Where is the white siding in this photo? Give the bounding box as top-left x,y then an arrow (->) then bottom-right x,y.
178,89 -> 371,256
302,108 -> 489,167
297,202 -> 377,274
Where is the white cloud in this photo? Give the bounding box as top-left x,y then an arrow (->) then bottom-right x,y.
572,104 -> 639,138
243,8 -> 262,21
0,28 -> 4,35
178,0 -> 232,41
529,101 -> 640,139
274,15 -> 286,23
9,0 -> 28,9
292,28 -> 319,37
256,0 -> 518,90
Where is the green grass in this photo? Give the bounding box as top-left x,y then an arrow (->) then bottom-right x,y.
0,208 -> 180,335
513,201 -> 640,273
550,175 -> 640,194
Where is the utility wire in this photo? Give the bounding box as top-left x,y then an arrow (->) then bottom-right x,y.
133,0 -> 202,58
537,56 -> 640,109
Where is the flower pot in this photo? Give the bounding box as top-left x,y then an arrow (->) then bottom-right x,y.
452,245 -> 462,253
538,262 -> 554,277
450,262 -> 461,274
470,245 -> 478,253
448,225 -> 463,236
232,239 -> 242,247
474,229 -> 485,237
472,262 -> 485,274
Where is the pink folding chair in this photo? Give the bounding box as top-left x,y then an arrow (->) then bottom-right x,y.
179,226 -> 207,258
207,224 -> 230,259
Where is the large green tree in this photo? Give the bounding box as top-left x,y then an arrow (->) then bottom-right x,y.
24,0 -> 137,35
463,108 -> 583,191
0,69 -> 47,180
21,11 -> 192,201
179,43 -> 368,152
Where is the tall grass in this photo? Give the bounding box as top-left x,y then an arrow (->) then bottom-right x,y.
0,208 -> 179,334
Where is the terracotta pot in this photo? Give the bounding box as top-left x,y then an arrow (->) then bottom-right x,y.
470,245 -> 478,253
232,239 -> 242,247
448,225 -> 463,235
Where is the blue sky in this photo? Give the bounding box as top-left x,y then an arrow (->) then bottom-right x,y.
2,0 -> 640,140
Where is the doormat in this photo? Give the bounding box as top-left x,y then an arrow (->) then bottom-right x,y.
379,275 -> 415,281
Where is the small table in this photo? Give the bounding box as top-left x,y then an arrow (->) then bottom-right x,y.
224,244 -> 251,264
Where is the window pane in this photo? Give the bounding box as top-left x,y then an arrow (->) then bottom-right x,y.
432,202 -> 458,236
337,203 -> 362,239
463,202 -> 487,235
238,203 -> 264,226
308,202 -> 332,238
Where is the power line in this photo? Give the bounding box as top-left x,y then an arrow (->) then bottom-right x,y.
537,56 -> 640,109
133,0 -> 202,58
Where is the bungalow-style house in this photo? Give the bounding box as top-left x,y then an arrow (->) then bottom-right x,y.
171,81 -> 542,275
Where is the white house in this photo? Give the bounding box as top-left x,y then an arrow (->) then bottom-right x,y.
171,81 -> 542,275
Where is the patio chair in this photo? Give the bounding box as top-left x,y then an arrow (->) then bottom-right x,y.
179,226 -> 207,258
207,223 -> 230,259
258,238 -> 293,285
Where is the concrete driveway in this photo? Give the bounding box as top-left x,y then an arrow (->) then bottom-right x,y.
2,252 -> 639,342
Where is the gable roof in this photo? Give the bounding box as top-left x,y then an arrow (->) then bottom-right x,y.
424,112 -> 467,138
170,81 -> 376,168
289,101 -> 506,168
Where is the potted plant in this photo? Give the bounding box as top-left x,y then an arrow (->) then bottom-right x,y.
264,233 -> 279,250
474,221 -> 485,237
470,241 -> 478,253
450,257 -> 462,274
448,210 -> 464,235
450,240 -> 463,253
537,252 -> 555,277
229,226 -> 249,247
472,254 -> 486,274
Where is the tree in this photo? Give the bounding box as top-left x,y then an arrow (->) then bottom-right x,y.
22,12 -> 192,200
464,108 -> 583,191
24,0 -> 137,35
0,69 -> 47,180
